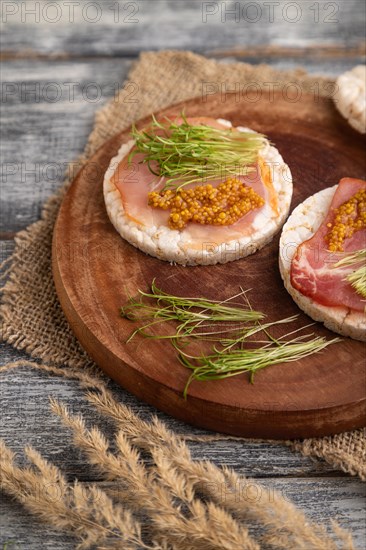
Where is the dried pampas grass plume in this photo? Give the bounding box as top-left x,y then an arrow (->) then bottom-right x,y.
85,388 -> 355,550
0,441 -> 155,549
50,398 -> 258,550
0,362 -> 355,550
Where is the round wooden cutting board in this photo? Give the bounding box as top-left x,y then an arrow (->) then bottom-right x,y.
52,91 -> 366,439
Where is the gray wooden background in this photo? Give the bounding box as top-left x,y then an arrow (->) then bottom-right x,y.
1,1 -> 365,548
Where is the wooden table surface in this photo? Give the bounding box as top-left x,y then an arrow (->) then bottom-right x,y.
1,1 -> 365,548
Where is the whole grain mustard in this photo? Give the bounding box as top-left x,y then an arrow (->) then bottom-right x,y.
326,189 -> 366,252
148,178 -> 265,230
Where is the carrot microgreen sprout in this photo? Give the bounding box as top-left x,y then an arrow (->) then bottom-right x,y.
120,280 -> 264,342
129,114 -> 267,190
120,281 -> 340,397
178,330 -> 339,398
334,248 -> 366,299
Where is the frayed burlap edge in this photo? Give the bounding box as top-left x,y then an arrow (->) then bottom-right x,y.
1,50 -> 365,481
290,430 -> 366,480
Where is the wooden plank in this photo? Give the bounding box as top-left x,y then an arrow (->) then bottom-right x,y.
1,56 -> 363,234
0,358 -> 345,478
1,0 -> 365,57
1,58 -> 132,233
226,56 -> 366,76
0,240 -> 14,262
0,477 -> 364,549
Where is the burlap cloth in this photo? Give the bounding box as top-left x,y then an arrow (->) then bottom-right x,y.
1,50 -> 365,484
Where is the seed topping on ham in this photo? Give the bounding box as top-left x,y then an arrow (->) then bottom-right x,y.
148,177 -> 265,230
290,178 -> 366,313
325,188 -> 366,252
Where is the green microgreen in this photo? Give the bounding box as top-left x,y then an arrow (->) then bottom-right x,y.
120,281 -> 340,397
178,331 -> 339,398
128,114 -> 267,190
120,280 -> 264,342
334,248 -> 366,298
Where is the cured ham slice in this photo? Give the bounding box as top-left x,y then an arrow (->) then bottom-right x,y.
104,116 -> 293,266
290,178 -> 366,313
112,150 -> 275,244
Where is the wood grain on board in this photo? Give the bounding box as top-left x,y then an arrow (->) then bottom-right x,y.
53,91 -> 366,440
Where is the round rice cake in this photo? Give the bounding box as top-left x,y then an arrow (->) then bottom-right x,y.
279,186 -> 366,341
104,118 -> 293,266
334,65 -> 366,134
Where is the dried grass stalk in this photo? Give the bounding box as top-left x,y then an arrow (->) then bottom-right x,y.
50,398 -> 258,550
0,361 -> 354,550
0,359 -> 106,391
86,388 -> 354,550
0,440 -> 158,549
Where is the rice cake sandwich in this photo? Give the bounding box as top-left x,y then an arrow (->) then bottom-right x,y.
279,178 -> 366,341
104,115 -> 293,265
334,66 -> 366,134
